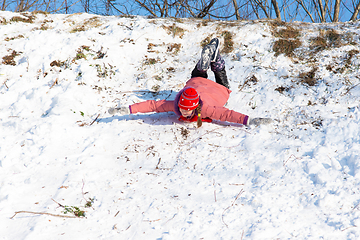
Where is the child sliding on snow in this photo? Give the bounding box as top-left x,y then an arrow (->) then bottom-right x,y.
109,38 -> 271,127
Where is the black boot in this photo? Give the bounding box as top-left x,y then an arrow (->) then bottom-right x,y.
214,67 -> 230,89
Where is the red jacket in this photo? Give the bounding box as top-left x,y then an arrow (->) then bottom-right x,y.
129,77 -> 249,125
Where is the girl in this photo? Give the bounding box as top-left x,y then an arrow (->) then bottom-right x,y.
109,38 -> 271,127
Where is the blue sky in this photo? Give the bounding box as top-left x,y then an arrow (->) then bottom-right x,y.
2,0 -> 357,23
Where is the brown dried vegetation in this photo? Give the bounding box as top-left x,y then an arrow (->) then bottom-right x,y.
309,29 -> 354,53
162,24 -> 185,38
2,50 -> 21,66
271,23 -> 302,57
70,17 -> 102,33
10,14 -> 35,24
299,67 -> 318,86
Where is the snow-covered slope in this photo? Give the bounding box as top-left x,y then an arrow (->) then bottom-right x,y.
1,11 -> 360,239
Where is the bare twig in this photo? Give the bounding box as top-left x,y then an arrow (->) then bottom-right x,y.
213,179 -> 217,202
155,158 -> 161,169
134,0 -> 157,17
222,189 -> 244,228
114,211 -> 120,217
10,211 -> 78,219
184,126 -> 251,149
90,114 -> 100,126
341,225 -> 358,231
341,83 -> 360,96
49,78 -> 58,89
116,90 -> 158,94
81,179 -> 87,196
283,154 -> 301,167
81,179 -> 94,208
155,158 -> 172,170
164,90 -> 173,100
52,198 -> 64,208
163,213 -> 177,225
182,127 -> 225,147
143,218 -> 161,222
2,80 -> 8,89
352,202 -> 360,212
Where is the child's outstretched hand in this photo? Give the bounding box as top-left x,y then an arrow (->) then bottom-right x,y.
247,117 -> 272,126
108,107 -> 130,115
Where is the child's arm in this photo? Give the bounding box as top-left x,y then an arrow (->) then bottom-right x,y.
109,100 -> 175,115
202,106 -> 272,126
130,100 -> 175,114
202,106 -> 249,124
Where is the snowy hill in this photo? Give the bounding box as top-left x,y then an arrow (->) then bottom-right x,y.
1,11 -> 360,239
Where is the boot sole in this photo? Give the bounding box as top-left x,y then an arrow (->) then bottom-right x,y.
199,38 -> 219,70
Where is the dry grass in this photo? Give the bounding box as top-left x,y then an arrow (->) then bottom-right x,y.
271,22 -> 302,57
50,60 -> 65,67
273,39 -> 302,57
275,86 -> 290,94
10,13 -> 35,23
167,43 -> 181,54
5,35 -> 25,41
162,24 -> 185,38
239,74 -> 258,91
73,45 -> 91,60
147,42 -> 181,55
2,50 -> 21,66
274,26 -> 301,39
170,17 -> 184,24
200,36 -> 213,48
70,17 -> 103,33
200,31 -> 234,54
32,11 -> 48,15
167,67 -> 175,73
221,31 -> 234,54
196,19 -> 215,27
325,49 -> 360,74
152,84 -> 160,92
299,67 -> 318,86
143,56 -> 160,65
345,49 -> 360,66
268,20 -> 287,29
309,29 -> 354,52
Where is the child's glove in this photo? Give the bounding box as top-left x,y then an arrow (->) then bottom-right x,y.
108,107 -> 130,115
247,117 -> 272,126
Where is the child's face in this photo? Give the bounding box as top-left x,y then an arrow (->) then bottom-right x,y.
179,108 -> 194,118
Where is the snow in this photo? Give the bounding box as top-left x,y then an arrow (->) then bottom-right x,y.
1,11 -> 360,239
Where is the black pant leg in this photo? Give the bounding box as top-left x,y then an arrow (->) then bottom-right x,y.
191,66 -> 208,79
214,67 -> 230,89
